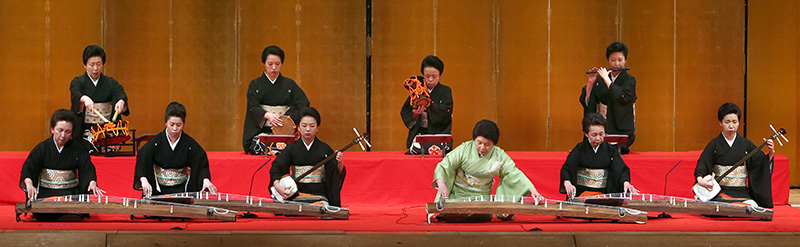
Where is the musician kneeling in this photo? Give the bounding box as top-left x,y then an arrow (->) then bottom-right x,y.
134,102 -> 217,197
270,107 -> 346,206
561,113 -> 638,199
432,120 -> 544,222
695,103 -> 774,208
20,109 -> 104,221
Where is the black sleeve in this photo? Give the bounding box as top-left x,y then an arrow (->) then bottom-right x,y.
427,86 -> 453,126
269,144 -> 293,187
285,83 -> 310,126
559,143 -> 581,193
608,146 -> 631,193
133,138 -> 156,190
189,139 -> 212,191
19,143 -> 45,194
108,77 -> 130,116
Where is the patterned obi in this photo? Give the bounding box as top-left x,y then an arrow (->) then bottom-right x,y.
713,165 -> 747,187
154,165 -> 190,186
455,169 -> 493,188
39,169 -> 78,189
259,105 -> 289,127
576,167 -> 608,189
84,102 -> 113,124
291,165 -> 325,183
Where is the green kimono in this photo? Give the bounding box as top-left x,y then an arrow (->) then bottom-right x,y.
433,140 -> 534,201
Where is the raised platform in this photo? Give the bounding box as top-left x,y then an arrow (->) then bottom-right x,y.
0,150 -> 790,206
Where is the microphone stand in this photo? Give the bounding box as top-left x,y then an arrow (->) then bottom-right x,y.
658,160 -> 682,218
240,156 -> 274,218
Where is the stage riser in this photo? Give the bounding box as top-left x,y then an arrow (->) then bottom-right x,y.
3,232 -> 800,247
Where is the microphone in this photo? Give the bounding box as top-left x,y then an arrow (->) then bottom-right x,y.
586,67 -> 630,74
240,156 -> 274,218
658,160 -> 682,218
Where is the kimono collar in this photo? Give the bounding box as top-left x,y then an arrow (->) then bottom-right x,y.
723,132 -> 737,147
264,71 -> 279,84
52,136 -> 64,153
165,130 -> 182,151
87,72 -> 100,86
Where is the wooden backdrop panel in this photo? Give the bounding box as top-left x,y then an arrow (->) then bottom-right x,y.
748,0 -> 799,185
496,0 -> 549,151
549,0 -> 617,152
105,0 -> 171,140
170,1 -> 237,151
371,0 -> 435,151
674,0 -> 744,151
620,0 -> 675,152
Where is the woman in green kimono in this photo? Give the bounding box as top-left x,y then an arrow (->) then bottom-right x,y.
432,119 -> 544,222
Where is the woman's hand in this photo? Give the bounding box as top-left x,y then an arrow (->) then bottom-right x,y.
81,95 -> 95,112
435,179 -> 449,200
114,99 -> 126,115
265,113 -> 283,127
623,181 -> 639,195
412,105 -> 426,117
596,67 -> 611,86
87,180 -> 105,197
273,179 -> 293,198
696,175 -> 715,190
335,151 -> 344,172
529,188 -> 545,204
24,178 -> 37,200
201,178 -> 217,195
140,177 -> 152,197
563,180 -> 576,198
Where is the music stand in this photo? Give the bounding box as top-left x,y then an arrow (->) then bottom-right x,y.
258,135 -> 297,158
414,134 -> 453,158
604,134 -> 629,154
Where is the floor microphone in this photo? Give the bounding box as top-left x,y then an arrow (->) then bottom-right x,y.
658,160 -> 682,218
240,156 -> 274,218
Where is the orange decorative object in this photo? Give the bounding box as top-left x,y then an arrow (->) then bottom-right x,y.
403,75 -> 432,108
90,120 -> 133,145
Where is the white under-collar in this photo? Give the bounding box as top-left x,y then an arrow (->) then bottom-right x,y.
53,137 -> 64,153
303,138 -> 314,151
265,71 -> 278,84
723,133 -> 736,147
87,72 -> 100,86
592,144 -> 600,153
165,130 -> 182,151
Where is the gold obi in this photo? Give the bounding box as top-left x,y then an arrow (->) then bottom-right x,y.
259,105 -> 289,127
154,165 -> 190,186
713,165 -> 747,187
455,169 -> 493,188
84,102 -> 113,124
576,168 -> 609,189
291,165 -> 325,183
39,169 -> 78,189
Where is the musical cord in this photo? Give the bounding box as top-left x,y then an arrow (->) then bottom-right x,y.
241,157 -> 274,218
396,205 -> 429,226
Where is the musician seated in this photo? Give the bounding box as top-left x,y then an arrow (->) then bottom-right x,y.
695,103 -> 774,208
432,120 -> 544,222
70,45 -> 130,152
134,102 -> 217,197
20,109 -> 104,221
561,113 -> 639,199
270,107 -> 346,206
401,55 -> 453,154
242,45 -> 310,155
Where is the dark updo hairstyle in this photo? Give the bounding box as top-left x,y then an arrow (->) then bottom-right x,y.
51,109 -> 77,129
261,45 -> 285,63
299,107 -> 321,126
605,42 -> 628,59
472,119 -> 499,145
165,102 -> 187,123
717,102 -> 741,122
82,45 -> 106,65
420,55 -> 444,75
582,113 -> 608,134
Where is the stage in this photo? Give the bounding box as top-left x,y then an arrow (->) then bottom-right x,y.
1,151 -> 797,246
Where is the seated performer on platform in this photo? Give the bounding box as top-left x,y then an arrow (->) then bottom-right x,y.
580,42 -> 636,154
695,103 -> 774,208
134,102 -> 217,197
432,119 -> 544,222
401,55 -> 453,154
20,109 -> 104,221
561,113 -> 639,199
270,107 -> 346,206
243,45 -> 310,155
70,45 -> 130,151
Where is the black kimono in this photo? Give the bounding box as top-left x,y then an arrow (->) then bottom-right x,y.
242,73 -> 310,154
580,71 -> 636,152
400,82 -> 453,149
695,133 -> 773,208
269,137 -> 346,206
69,72 -> 130,142
560,140 -> 631,197
134,131 -> 212,196
20,137 -> 98,199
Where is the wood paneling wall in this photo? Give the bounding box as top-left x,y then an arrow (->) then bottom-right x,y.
0,0 -> 796,184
